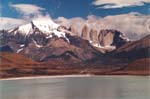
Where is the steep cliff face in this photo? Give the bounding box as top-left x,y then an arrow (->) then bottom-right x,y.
79,25 -> 129,53
89,29 -> 98,44
68,25 -> 78,36
81,25 -> 89,40
98,29 -> 129,48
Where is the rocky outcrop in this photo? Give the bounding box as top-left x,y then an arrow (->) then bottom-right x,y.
98,29 -> 129,48
81,25 -> 89,40
68,26 -> 78,36
89,29 -> 98,44
80,28 -> 129,53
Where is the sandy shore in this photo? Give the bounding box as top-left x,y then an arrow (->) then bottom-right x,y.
0,74 -> 95,81
1,74 -> 147,81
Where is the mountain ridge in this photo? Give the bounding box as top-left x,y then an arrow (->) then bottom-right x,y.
0,18 -> 149,78
0,18 -> 131,62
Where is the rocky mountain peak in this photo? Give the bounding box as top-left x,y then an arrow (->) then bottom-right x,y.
81,25 -> 89,40
89,29 -> 98,44
98,29 -> 129,48
68,25 -> 78,36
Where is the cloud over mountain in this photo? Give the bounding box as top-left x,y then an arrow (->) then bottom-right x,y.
1,12 -> 149,40
56,13 -> 150,40
0,14 -> 53,30
0,17 -> 26,30
1,4 -> 51,30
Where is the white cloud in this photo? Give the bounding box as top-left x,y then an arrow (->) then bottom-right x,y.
55,17 -> 86,35
55,13 -> 150,40
10,4 -> 45,15
10,4 -> 45,20
92,0 -> 150,9
0,17 -> 26,30
99,13 -> 149,40
1,3 -> 52,30
0,14 -> 53,30
2,4 -> 52,29
1,13 -> 149,40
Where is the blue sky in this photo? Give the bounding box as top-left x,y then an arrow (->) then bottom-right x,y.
1,0 -> 150,19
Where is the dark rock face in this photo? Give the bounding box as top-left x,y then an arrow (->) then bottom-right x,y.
0,45 -> 13,52
98,29 -> 128,48
80,27 -> 129,53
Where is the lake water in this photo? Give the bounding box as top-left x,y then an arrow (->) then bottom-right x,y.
0,76 -> 149,99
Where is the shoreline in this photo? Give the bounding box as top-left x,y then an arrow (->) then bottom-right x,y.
0,74 -> 148,81
0,74 -> 94,81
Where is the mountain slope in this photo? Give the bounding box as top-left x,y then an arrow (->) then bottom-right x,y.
114,35 -> 150,60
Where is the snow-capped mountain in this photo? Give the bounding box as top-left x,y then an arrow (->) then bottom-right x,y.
0,19 -> 100,62
7,18 -> 129,50
8,18 -> 70,42
0,18 -> 130,62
